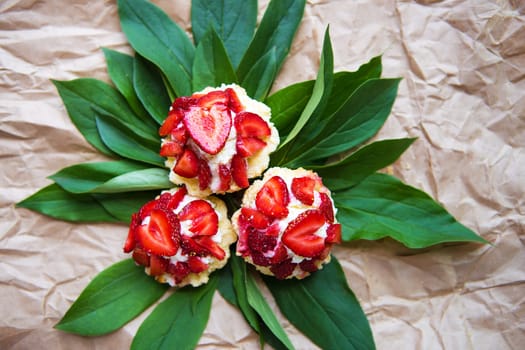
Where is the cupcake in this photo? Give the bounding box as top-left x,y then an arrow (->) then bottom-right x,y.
123,186 -> 236,287
232,167 -> 342,279
159,84 -> 279,197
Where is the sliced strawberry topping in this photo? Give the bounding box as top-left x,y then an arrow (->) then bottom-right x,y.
124,213 -> 140,253
197,90 -> 230,109
173,148 -> 199,178
132,247 -> 150,266
299,259 -> 319,273
167,261 -> 190,283
291,176 -> 316,205
160,141 -> 184,157
226,88 -> 243,112
192,236 -> 226,260
172,96 -> 196,110
170,123 -> 187,145
198,158 -> 212,190
231,154 -> 249,188
255,176 -> 289,219
188,256 -> 209,273
217,164 -> 232,192
234,112 -> 271,138
270,244 -> 289,264
183,104 -> 231,154
240,207 -> 272,230
166,187 -> 187,211
282,210 -> 326,258
138,199 -> 157,218
270,258 -> 297,279
319,192 -> 335,222
159,109 -> 184,136
179,200 -> 218,236
236,136 -> 267,157
149,255 -> 169,276
326,223 -> 342,244
136,209 -> 180,256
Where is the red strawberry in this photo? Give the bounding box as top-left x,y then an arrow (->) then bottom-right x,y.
192,236 -> 226,260
124,213 -> 140,253
197,90 -> 230,109
132,248 -> 150,266
139,199 -> 157,218
136,209 -> 180,256
226,88 -> 243,112
236,137 -> 267,157
172,96 -> 196,110
170,123 -> 187,145
270,258 -> 297,279
282,210 -> 326,257
166,187 -> 187,211
270,244 -> 289,264
319,192 -> 335,222
159,109 -> 183,136
234,112 -> 271,138
160,141 -> 183,157
188,256 -> 209,273
255,176 -> 290,219
167,261 -> 190,282
149,255 -> 169,276
291,176 -> 316,205
198,158 -> 212,190
231,154 -> 249,188
326,223 -> 342,244
183,105 -> 231,154
179,200 -> 218,236
240,207 -> 271,229
217,164 -> 232,191
173,148 -> 199,178
299,259 -> 319,273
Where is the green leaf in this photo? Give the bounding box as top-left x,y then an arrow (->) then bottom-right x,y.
311,138 -> 416,191
55,259 -> 168,336
95,115 -> 164,167
94,190 -> 160,224
241,48 -> 278,100
192,27 -> 237,91
118,0 -> 195,97
17,183 -> 119,223
49,160 -> 148,193
191,0 -> 257,68
264,258 -> 375,350
237,0 -> 305,83
292,78 -> 401,164
93,168 -> 171,193
334,173 -> 488,247
245,271 -> 295,350
216,260 -> 238,307
131,276 -> 218,350
102,48 -> 149,119
133,55 -> 171,125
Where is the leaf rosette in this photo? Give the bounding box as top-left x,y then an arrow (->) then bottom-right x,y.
17,0 -> 487,349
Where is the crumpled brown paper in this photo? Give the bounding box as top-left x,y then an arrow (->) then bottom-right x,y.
1,0 -> 524,349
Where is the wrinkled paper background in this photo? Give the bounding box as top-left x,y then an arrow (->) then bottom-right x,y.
1,0 -> 524,349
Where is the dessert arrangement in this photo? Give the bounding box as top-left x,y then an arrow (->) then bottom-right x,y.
16,0 -> 487,349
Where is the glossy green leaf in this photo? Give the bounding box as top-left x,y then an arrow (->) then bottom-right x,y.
245,271 -> 295,350
242,48 -> 278,100
93,168 -> 171,193
55,259 -> 168,336
118,0 -> 195,97
192,28 -> 237,91
191,0 -> 257,68
237,0 -> 305,83
334,173 -> 488,247
216,260 -> 238,307
103,48 -> 149,119
292,78 -> 401,164
131,276 -> 218,350
17,184 -> 118,223
93,190 -> 160,224
49,160 -> 148,193
311,138 -> 416,191
133,55 -> 171,125
95,115 -> 164,167
264,258 -> 375,350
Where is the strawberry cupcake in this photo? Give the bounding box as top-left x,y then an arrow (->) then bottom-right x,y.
232,167 -> 342,279
159,84 -> 279,197
123,186 -> 236,287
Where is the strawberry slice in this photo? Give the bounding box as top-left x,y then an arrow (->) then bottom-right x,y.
197,90 -> 230,109
234,112 -> 271,138
172,96 -> 196,110
132,248 -> 150,266
136,209 -> 180,256
217,164 -> 232,192
149,255 -> 169,276
166,187 -> 187,211
226,88 -> 243,112
183,105 -> 231,154
270,244 -> 289,264
291,176 -> 316,205
236,136 -> 267,157
231,154 -> 249,188
160,141 -> 184,157
299,259 -> 319,273
198,158 -> 212,190
179,200 -> 218,236
256,176 -> 290,219
167,261 -> 190,283
240,207 -> 272,229
173,148 -> 199,178
188,256 -> 209,273
270,258 -> 297,279
159,109 -> 184,136
319,192 -> 335,222
124,213 -> 140,253
282,210 -> 326,257
326,223 -> 342,244
182,235 -> 226,260
170,123 -> 187,145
